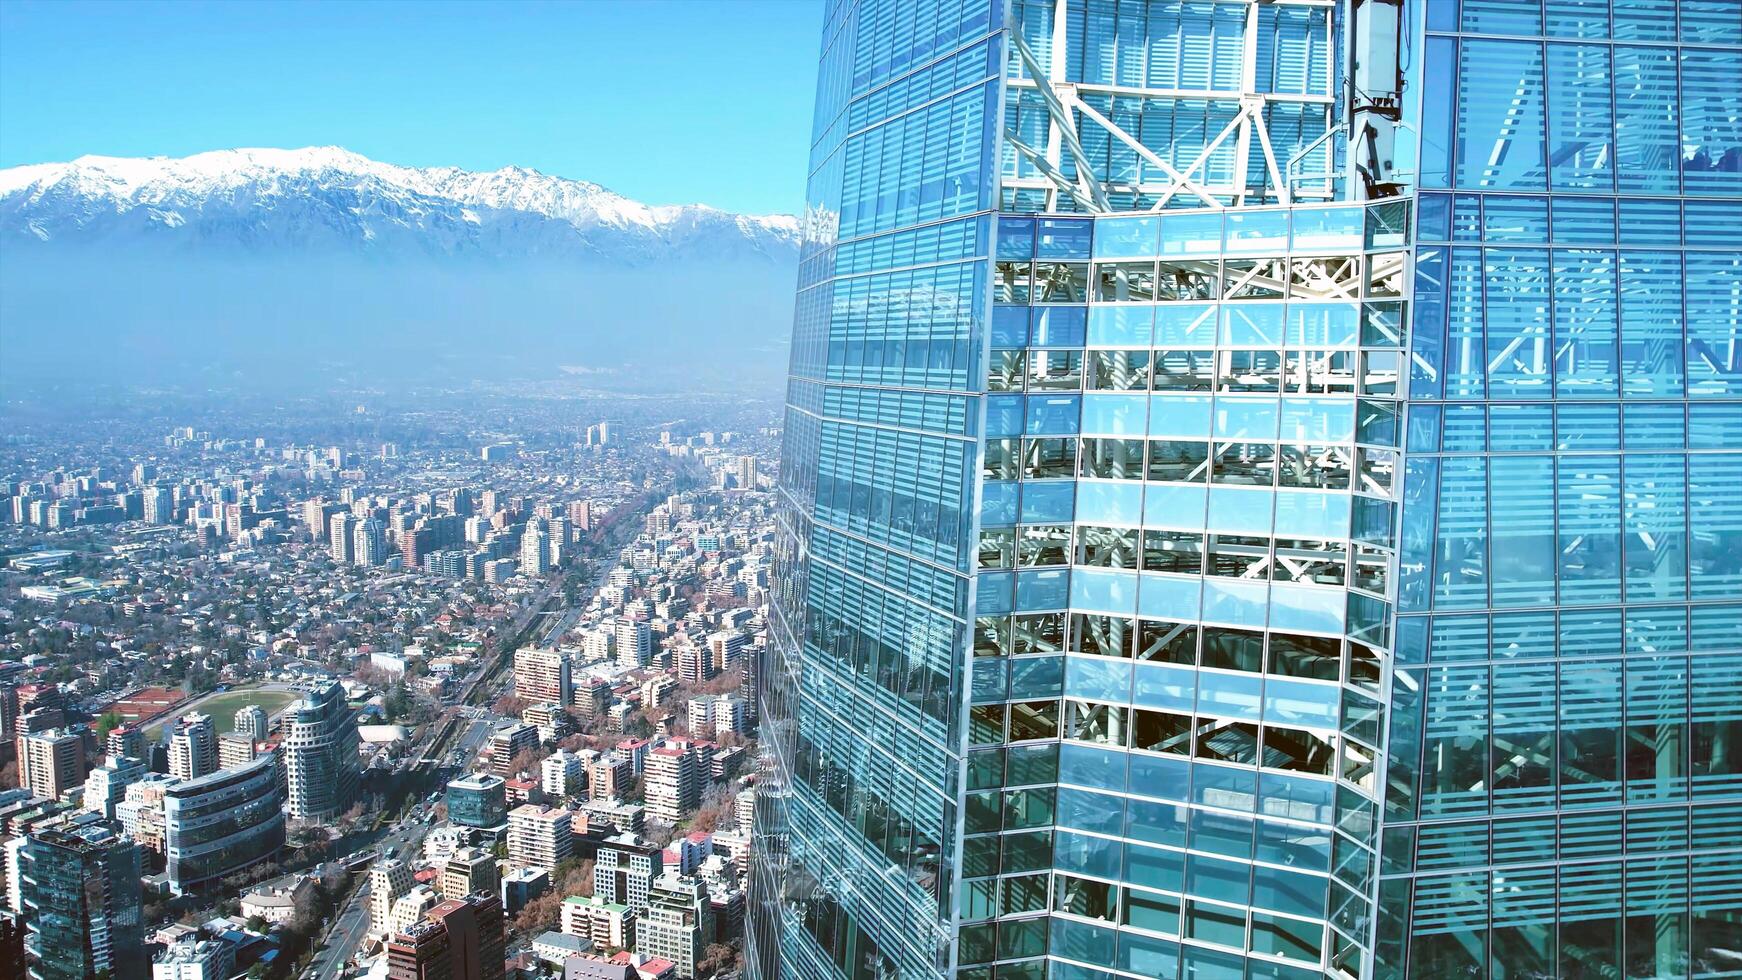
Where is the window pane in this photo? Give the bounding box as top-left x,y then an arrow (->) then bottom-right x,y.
1457,40 -> 1547,190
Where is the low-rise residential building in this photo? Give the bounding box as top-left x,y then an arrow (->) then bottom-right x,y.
500,866 -> 548,916
532,930 -> 593,967
152,935 -> 235,980
561,893 -> 634,951
240,874 -> 317,925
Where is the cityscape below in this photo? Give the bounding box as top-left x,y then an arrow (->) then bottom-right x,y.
0,393 -> 777,980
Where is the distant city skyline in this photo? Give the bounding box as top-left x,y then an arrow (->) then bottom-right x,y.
0,0 -> 821,215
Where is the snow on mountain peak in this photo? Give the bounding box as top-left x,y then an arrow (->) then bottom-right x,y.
0,146 -> 799,258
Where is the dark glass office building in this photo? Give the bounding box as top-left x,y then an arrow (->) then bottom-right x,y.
20,828 -> 145,980
751,2 -> 1740,979
448,771 -> 509,829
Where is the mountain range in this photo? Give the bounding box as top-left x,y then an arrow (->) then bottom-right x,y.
0,147 -> 802,394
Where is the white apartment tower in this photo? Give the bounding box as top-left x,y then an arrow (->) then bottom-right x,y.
167,713 -> 217,781
352,517 -> 387,567
615,620 -> 652,669
507,804 -> 572,873
233,704 -> 268,741
519,520 -> 551,577
328,511 -> 356,564
369,856 -> 414,938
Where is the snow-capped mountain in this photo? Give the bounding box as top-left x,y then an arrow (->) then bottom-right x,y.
0,148 -> 803,393
0,146 -> 799,262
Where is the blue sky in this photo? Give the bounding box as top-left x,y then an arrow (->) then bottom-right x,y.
0,0 -> 822,214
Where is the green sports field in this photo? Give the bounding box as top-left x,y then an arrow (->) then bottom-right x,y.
142,686 -> 303,741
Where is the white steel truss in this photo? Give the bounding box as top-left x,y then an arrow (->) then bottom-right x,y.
1002,0 -> 1340,212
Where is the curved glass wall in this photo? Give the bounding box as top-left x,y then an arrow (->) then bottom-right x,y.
163,754 -> 286,893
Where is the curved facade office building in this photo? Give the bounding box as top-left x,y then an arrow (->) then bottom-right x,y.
164,752 -> 286,894
750,2 -> 1741,979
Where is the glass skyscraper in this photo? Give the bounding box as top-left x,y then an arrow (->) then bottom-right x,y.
20,828 -> 145,980
752,2 -> 1740,980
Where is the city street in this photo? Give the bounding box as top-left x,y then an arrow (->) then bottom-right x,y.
304,818 -> 433,980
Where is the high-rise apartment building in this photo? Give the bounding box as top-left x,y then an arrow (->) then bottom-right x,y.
575,676 -> 614,722
233,703 -> 269,741
441,847 -> 500,902
217,730 -> 257,770
615,620 -> 652,669
0,683 -> 18,743
520,519 -> 551,576
105,723 -> 145,761
645,744 -> 700,824
589,754 -> 633,802
514,647 -> 572,706
301,498 -> 331,536
705,629 -> 746,676
329,511 -> 357,564
541,748 -> 586,799
167,712 -> 217,781
389,885 -> 440,940
17,728 -> 85,802
594,834 -> 665,915
144,486 -> 175,525
354,516 -> 389,566
686,694 -> 747,739
371,856 -> 416,939
636,873 -> 713,980
116,773 -> 175,859
754,5 -> 1742,980
82,754 -> 146,821
281,679 -> 360,821
488,723 -> 540,778
506,805 -> 572,873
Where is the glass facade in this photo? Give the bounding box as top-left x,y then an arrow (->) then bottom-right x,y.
163,752 -> 286,894
1380,4 -> 1742,979
282,678 -> 361,821
21,829 -> 145,980
448,772 -> 509,828
752,2 -> 1740,980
